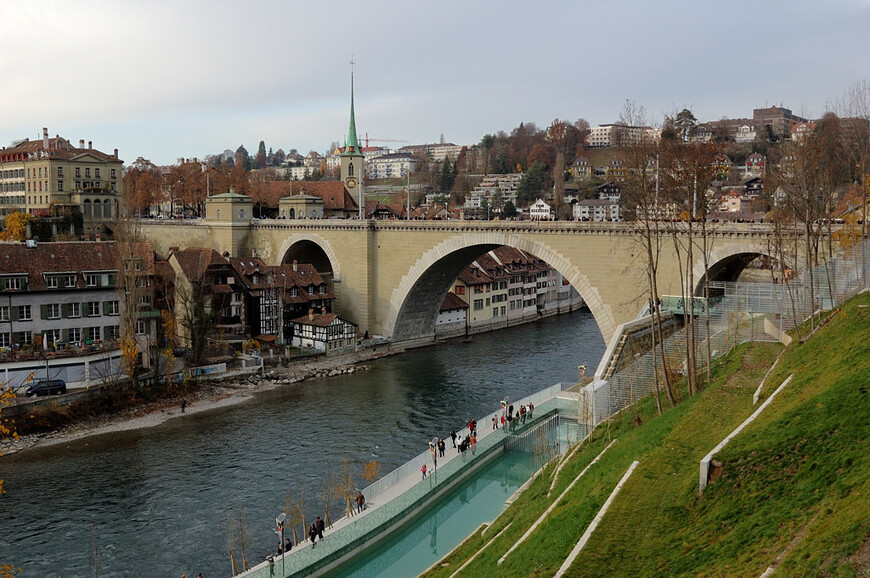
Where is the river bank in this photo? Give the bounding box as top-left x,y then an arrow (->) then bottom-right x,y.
0,345 -> 396,457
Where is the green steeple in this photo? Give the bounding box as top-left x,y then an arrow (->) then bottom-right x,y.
343,66 -> 361,155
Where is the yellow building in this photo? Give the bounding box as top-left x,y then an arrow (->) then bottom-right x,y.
0,128 -> 123,235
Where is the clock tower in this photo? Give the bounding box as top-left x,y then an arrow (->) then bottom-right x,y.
340,61 -> 364,217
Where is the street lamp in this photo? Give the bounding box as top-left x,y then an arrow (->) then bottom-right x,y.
275,512 -> 287,576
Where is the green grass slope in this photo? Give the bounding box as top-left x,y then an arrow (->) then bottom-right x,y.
424,292 -> 870,577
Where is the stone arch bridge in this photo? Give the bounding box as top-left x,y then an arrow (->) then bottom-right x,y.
139,218 -> 786,345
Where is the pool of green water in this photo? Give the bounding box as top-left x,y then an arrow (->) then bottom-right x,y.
328,450 -> 536,577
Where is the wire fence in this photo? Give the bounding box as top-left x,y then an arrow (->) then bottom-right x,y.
584,240 -> 869,426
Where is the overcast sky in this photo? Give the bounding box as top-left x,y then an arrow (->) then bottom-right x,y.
2,0 -> 869,166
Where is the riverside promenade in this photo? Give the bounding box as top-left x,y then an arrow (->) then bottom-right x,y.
240,383 -> 581,578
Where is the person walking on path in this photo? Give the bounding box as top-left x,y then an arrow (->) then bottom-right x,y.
181,399 -> 187,414
355,491 -> 366,513
492,415 -> 498,429
316,516 -> 325,540
438,438 -> 445,458
470,432 -> 477,454
285,538 -> 293,552
450,429 -> 457,448
421,463 -> 428,479
309,523 -> 318,546
528,402 -> 534,419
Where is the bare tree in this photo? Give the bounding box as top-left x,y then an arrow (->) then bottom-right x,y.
223,506 -> 252,575
617,100 -> 673,411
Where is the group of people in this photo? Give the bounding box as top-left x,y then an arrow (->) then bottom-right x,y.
307,516 -> 326,546
496,402 -> 534,431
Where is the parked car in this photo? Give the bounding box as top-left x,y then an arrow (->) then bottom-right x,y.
26,379 -> 67,397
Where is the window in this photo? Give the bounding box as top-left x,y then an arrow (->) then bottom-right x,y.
17,305 -> 31,321
0,333 -> 10,347
75,167 -> 80,177
86,274 -> 99,287
47,276 -> 60,289
19,331 -> 32,345
69,302 -> 80,318
0,306 -> 7,322
473,299 -> 483,311
493,308 -> 498,317
57,180 -> 64,192
85,168 -> 91,177
455,285 -> 465,295
110,169 -> 116,178
46,303 -> 60,319
318,285 -> 325,295
87,301 -> 100,317
139,294 -> 151,306
68,328 -> 81,343
485,298 -> 490,307
4,278 -> 23,290
105,325 -> 119,340
44,329 -> 60,345
95,168 -> 100,178
308,286 -> 314,295
135,320 -> 146,335
474,286 -> 483,294
290,287 -> 298,297
86,327 -> 100,341
105,301 -> 119,315
57,167 -> 63,177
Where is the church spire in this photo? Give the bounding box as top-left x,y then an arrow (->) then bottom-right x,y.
344,56 -> 361,154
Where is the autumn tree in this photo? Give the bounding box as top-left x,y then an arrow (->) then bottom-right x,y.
122,157 -> 161,217
0,212 -> 31,241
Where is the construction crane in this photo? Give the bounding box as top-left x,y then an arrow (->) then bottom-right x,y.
364,133 -> 408,148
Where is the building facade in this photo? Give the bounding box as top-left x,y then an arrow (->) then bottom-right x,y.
0,128 -> 123,234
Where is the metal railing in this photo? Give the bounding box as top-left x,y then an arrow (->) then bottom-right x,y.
584,240 -> 869,427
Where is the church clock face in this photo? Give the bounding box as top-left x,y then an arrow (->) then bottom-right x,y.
347,177 -> 357,189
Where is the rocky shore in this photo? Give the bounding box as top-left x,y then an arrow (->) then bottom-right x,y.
0,346 -> 396,457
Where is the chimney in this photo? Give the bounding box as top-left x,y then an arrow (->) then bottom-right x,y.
308,308 -> 314,321
79,139 -> 85,148
293,260 -> 298,272
42,127 -> 49,149
88,141 -> 92,149
114,148 -> 118,158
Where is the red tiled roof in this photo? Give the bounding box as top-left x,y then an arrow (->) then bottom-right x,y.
288,182 -> 359,211
440,291 -> 469,311
0,241 -> 123,291
290,313 -> 342,327
0,136 -> 122,164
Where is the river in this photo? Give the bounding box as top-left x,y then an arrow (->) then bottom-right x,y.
0,310 -> 605,577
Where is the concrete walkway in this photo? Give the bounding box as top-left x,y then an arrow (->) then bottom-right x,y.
243,386 -> 573,577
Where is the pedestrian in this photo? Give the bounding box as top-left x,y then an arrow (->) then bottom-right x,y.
181,399 -> 187,414
520,405 -> 526,424
355,491 -> 366,513
285,538 -> 293,552
470,433 -> 477,454
492,415 -> 498,429
528,402 -> 534,419
316,516 -> 324,540
450,429 -> 457,448
438,438 -> 445,457
500,414 -> 505,427
421,463 -> 428,479
309,522 -> 318,545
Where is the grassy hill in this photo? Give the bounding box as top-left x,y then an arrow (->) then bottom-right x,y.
424,292 -> 870,577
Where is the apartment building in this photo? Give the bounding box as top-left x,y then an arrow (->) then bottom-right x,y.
0,128 -> 123,234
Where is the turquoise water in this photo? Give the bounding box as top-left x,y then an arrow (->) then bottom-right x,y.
329,450 -> 535,578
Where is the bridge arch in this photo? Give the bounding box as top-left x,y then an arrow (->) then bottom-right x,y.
692,246 -> 779,297
277,234 -> 342,283
384,232 -> 614,343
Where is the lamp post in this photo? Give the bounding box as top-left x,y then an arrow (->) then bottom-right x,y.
275,512 -> 287,576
